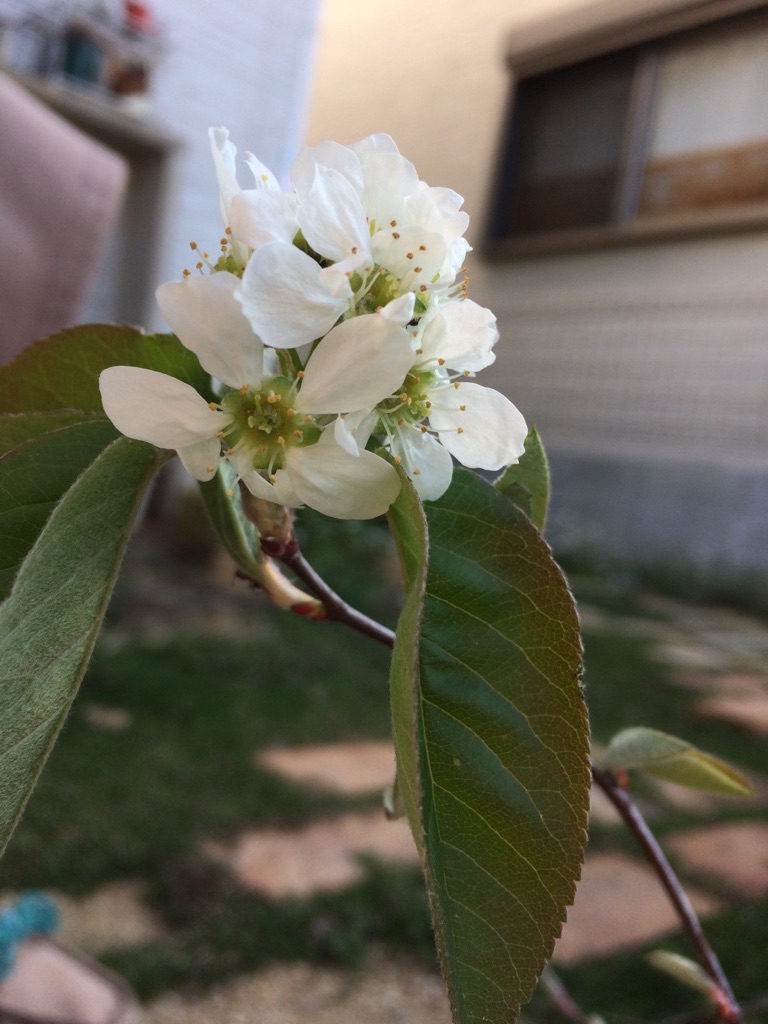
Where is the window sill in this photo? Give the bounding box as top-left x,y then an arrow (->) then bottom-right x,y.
482,201 -> 768,260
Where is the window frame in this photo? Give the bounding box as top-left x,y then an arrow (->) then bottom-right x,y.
484,0 -> 768,258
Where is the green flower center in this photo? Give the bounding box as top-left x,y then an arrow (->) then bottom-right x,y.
376,370 -> 438,430
221,377 -> 321,472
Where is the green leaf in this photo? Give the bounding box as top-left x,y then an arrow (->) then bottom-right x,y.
603,727 -> 753,796
0,415 -> 118,600
198,462 -> 265,580
495,426 -> 550,531
0,324 -> 211,413
388,468 -> 589,1024
0,437 -> 165,856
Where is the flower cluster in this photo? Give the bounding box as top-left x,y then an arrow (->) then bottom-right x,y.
100,129 -> 527,519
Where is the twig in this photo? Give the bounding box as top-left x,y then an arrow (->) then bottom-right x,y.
591,765 -> 742,1024
276,539 -> 396,649
540,965 -> 591,1024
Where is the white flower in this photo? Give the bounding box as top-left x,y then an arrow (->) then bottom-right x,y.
100,275 -> 417,520
337,298 -> 527,500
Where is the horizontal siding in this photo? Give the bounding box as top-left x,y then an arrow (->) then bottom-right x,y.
472,233 -> 768,469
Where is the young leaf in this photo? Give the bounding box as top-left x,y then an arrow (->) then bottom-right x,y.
603,727 -> 753,796
0,437 -> 166,856
495,426 -> 550,531
388,468 -> 589,1024
646,950 -> 714,996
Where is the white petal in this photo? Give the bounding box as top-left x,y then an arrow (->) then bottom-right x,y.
356,148 -> 420,228
418,300 -> 498,372
371,226 -> 447,288
288,441 -> 401,519
156,274 -> 262,388
297,314 -> 415,413
391,425 -> 454,501
209,126 -> 240,225
237,242 -> 348,348
178,438 -> 224,481
230,190 -> 298,251
298,166 -> 370,263
429,383 -> 527,470
335,409 -> 378,453
243,151 -> 280,190
379,292 -> 415,326
291,140 -> 364,201
100,366 -> 230,449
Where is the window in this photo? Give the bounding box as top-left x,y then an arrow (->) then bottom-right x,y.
486,4 -> 768,255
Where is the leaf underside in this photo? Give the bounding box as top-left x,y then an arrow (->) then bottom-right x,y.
389,468 -> 590,1024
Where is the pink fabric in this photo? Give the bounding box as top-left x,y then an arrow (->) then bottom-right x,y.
0,72 -> 129,364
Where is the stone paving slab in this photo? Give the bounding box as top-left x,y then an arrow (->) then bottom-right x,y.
666,820 -> 768,898
553,852 -> 722,965
207,811 -> 420,898
694,693 -> 768,736
256,742 -> 396,795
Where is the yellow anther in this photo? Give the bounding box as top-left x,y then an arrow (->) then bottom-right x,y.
351,246 -> 358,254
394,455 -> 402,463
419,285 -> 428,292
399,392 -> 408,401
182,268 -> 191,278
426,401 -> 432,408
296,370 -> 305,378
190,241 -> 198,250
392,231 -> 400,239
294,429 -> 303,439
397,417 -> 405,425
438,358 -> 445,366
419,244 -> 426,251
457,427 -> 464,434
286,408 -> 295,417
277,435 -> 285,445
239,384 -> 249,394
208,402 -> 218,411
227,488 -> 234,497
304,415 -> 313,423
390,219 -> 397,227
225,226 -> 232,234
266,393 -> 280,404
406,252 -> 414,260
464,370 -> 471,376
268,474 -> 276,483
414,267 -> 422,273
413,468 -> 421,475
216,431 -> 224,439
226,448 -> 235,455
415,347 -> 423,355
196,261 -> 203,270
453,382 -> 461,389
459,404 -> 466,411
421,426 -> 428,433
206,465 -> 214,473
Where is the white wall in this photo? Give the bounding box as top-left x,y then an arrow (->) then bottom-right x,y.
145,0 -> 322,329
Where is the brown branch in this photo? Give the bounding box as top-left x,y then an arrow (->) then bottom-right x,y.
268,532 -> 397,643
591,765 -> 742,1024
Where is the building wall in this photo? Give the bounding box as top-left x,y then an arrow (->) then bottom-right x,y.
305,0 -> 768,572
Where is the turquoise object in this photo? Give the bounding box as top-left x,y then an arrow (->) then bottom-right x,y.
0,893 -> 59,980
